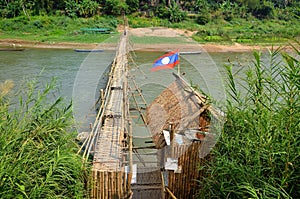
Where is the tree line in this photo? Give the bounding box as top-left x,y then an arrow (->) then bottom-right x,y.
1,0 -> 300,22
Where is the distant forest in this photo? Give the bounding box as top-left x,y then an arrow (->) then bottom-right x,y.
1,0 -> 300,23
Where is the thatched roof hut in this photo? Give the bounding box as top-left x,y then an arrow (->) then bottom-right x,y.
145,73 -> 224,199
146,73 -> 224,156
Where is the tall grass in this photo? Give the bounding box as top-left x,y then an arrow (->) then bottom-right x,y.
198,43 -> 300,198
0,79 -> 88,198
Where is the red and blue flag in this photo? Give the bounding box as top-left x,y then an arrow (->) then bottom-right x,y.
151,50 -> 179,71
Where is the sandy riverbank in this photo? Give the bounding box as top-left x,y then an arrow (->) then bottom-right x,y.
0,38 -> 277,53
0,28 -> 288,52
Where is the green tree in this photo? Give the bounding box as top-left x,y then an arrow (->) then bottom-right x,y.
126,0 -> 139,13
102,0 -> 128,15
0,0 -> 22,18
168,1 -> 186,22
194,0 -> 210,13
77,0 -> 99,17
65,0 -> 78,17
252,0 -> 275,19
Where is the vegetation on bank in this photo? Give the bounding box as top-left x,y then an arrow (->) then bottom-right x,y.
0,79 -> 88,198
0,16 -> 119,43
0,0 -> 300,44
198,44 -> 300,198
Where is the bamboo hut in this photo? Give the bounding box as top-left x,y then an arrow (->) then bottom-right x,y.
146,73 -> 224,199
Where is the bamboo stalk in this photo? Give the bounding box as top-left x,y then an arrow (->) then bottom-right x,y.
180,146 -> 185,198
184,146 -> 190,198
91,170 -> 95,199
120,171 -> 123,199
96,171 -> 102,199
104,171 -> 108,199
112,172 -> 116,198
116,172 -> 119,198
169,123 -> 174,158
108,172 -> 112,199
161,171 -> 166,199
131,77 -> 148,106
127,173 -> 132,192
131,91 -> 147,124
128,121 -> 133,193
100,171 -> 104,199
165,187 -> 177,199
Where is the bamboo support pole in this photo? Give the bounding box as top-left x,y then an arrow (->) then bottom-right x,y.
161,171 -> 166,199
131,77 -> 147,106
104,171 -> 108,199
169,122 -> 174,158
128,120 -> 133,192
165,187 -> 177,199
131,91 -> 147,124
101,172 -> 104,199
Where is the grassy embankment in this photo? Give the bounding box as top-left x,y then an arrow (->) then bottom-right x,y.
1,15 -> 300,45
197,44 -> 300,198
0,16 -> 120,44
0,79 -> 88,198
128,15 -> 300,45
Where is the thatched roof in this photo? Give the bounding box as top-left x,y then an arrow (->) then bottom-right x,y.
146,73 -> 213,149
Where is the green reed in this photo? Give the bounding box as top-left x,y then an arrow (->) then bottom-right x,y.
0,79 -> 88,198
198,43 -> 300,198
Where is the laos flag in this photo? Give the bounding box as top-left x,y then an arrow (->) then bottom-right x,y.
151,50 -> 179,71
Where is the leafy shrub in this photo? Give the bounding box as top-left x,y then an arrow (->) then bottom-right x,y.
154,4 -> 170,19
196,13 -> 210,25
65,0 -> 78,18
168,2 -> 187,23
198,45 -> 300,198
33,20 -> 43,28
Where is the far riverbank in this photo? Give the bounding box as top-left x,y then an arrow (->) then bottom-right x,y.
0,38 -> 290,53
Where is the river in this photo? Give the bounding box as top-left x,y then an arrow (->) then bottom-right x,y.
0,48 -> 253,132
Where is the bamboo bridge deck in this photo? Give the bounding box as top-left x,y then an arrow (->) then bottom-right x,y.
93,31 -> 128,171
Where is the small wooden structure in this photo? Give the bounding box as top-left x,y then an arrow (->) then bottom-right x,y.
146,73 -> 224,199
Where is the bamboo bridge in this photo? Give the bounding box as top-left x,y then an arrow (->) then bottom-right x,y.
78,24 -> 223,199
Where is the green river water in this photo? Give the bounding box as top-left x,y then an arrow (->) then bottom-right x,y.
0,48 -> 253,132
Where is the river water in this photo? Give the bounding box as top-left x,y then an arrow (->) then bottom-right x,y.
0,48 -> 253,132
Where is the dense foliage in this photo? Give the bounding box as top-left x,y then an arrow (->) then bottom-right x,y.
198,44 -> 300,198
0,79 -> 88,198
1,1 -> 299,43
1,0 -> 300,22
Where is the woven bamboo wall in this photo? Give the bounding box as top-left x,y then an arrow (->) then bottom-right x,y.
165,142 -> 208,199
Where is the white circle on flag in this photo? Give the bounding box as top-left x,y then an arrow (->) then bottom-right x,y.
161,57 -> 170,65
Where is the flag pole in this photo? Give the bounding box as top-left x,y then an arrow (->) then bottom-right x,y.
178,50 -> 180,76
